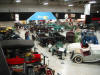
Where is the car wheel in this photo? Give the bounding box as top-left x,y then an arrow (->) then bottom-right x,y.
73,55 -> 83,64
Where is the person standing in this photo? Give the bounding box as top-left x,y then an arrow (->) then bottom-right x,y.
25,31 -> 30,40
48,43 -> 52,52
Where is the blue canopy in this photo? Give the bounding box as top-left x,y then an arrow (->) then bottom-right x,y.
27,12 -> 56,21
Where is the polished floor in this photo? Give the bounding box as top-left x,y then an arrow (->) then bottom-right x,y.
18,29 -> 100,75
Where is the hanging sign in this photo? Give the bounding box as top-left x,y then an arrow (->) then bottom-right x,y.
84,4 -> 91,15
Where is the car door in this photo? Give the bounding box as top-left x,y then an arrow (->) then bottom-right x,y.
93,50 -> 100,61
83,50 -> 97,62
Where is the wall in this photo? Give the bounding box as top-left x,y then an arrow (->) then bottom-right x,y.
0,21 -> 14,26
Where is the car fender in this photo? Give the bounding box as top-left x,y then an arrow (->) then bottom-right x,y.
72,53 -> 84,61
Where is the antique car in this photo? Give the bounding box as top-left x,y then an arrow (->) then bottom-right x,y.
6,26 -> 13,30
3,40 -> 55,75
68,43 -> 100,63
36,32 -> 56,47
66,31 -> 75,43
49,32 -> 66,43
81,30 -> 98,44
51,41 -> 66,59
35,25 -> 48,33
0,40 -> 41,75
0,26 -> 13,33
0,26 -> 22,40
47,24 -> 64,32
86,21 -> 100,31
53,25 -> 64,32
1,40 -> 41,64
36,33 -> 49,47
0,26 -> 7,33
0,40 -> 55,75
3,30 -> 22,40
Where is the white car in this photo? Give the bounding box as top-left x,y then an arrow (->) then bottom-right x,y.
67,43 -> 100,63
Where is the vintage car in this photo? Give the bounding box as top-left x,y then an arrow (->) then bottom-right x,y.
47,24 -> 64,32
49,32 -> 66,43
66,31 -> 75,43
0,26 -> 7,33
0,40 -> 42,75
1,40 -> 41,65
36,33 -> 49,47
3,30 -> 22,40
86,21 -> 100,31
37,32 -> 65,47
6,26 -> 13,30
81,30 -> 98,44
50,41 -> 66,59
0,40 -> 55,75
0,26 -> 12,33
68,43 -> 100,63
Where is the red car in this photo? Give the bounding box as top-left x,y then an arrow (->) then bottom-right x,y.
1,40 -> 41,65
6,54 -> 41,65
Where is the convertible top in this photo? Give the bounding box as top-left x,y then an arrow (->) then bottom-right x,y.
1,40 -> 34,49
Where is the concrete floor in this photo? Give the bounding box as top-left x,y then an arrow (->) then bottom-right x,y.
19,29 -> 100,75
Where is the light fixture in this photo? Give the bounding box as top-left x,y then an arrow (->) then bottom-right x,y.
89,0 -> 96,4
97,11 -> 99,13
64,0 -> 69,2
16,0 -> 21,3
68,4 -> 73,7
43,2 -> 48,5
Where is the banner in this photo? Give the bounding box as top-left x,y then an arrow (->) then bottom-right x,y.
84,4 -> 91,15
27,12 -> 56,21
15,14 -> 19,21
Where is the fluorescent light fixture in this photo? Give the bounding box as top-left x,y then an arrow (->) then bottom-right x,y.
43,2 -> 48,5
68,4 -> 73,7
89,0 -> 96,4
16,0 -> 21,3
64,0 -> 69,1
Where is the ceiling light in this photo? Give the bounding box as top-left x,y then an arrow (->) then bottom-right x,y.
16,0 -> 21,3
97,11 -> 99,13
64,0 -> 69,1
43,2 -> 48,5
89,0 -> 96,4
68,4 -> 73,7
